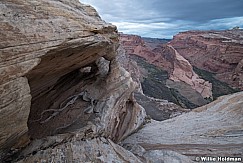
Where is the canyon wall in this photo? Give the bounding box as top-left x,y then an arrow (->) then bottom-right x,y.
119,30 -> 242,108
0,0 -> 146,161
117,39 -> 189,119
119,34 -> 212,108
169,30 -> 243,90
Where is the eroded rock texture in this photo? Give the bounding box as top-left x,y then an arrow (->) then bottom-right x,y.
117,42 -> 189,119
16,136 -> 142,163
119,34 -> 213,98
0,0 -> 146,161
124,91 -> 243,161
166,45 -> 212,98
119,34 -> 212,108
169,30 -> 243,90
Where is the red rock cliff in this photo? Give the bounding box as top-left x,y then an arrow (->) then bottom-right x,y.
169,30 -> 243,90
119,33 -> 213,99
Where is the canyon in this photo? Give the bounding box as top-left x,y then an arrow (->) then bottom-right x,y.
0,0 -> 242,162
119,30 -> 242,109
170,30 -> 243,91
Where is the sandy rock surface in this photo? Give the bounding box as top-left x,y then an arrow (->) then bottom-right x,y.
0,0 -> 146,161
124,91 -> 243,159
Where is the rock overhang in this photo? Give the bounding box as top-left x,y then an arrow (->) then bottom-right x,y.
0,0 -> 145,161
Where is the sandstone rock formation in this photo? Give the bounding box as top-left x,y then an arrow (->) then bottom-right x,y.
117,43 -> 144,93
117,44 -> 189,119
134,92 -> 189,121
16,136 -> 142,163
1,0 -> 242,162
119,34 -> 212,108
169,30 -> 243,90
123,91 -> 243,161
166,45 -> 212,98
0,0 -> 146,161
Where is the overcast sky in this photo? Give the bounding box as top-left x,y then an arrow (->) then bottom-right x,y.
80,0 -> 243,38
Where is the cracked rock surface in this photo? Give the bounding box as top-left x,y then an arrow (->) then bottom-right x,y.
0,0 -> 146,162
123,91 -> 243,161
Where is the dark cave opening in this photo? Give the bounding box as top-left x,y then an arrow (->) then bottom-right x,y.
21,41 -> 113,139
24,44 -> 113,139
26,62 -> 100,139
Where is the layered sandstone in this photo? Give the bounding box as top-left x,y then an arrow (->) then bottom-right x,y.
169,30 -> 243,90
1,0 -> 242,162
16,136 -> 142,163
124,91 -> 243,161
117,44 -> 189,118
119,34 -> 212,108
166,45 -> 212,98
0,0 -> 146,161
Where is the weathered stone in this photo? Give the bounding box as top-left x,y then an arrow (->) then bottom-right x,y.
124,91 -> 243,159
134,92 -> 189,121
16,137 -> 142,163
169,30 -> 243,90
117,44 -> 144,93
143,150 -> 194,163
167,45 -> 212,98
0,0 -> 145,161
119,33 -> 213,108
0,77 -> 31,155
122,143 -> 194,163
117,43 -> 189,119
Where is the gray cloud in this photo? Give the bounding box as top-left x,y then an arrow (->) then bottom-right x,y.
80,0 -> 243,38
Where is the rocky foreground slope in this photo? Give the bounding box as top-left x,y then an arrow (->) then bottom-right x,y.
123,91 -> 243,161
